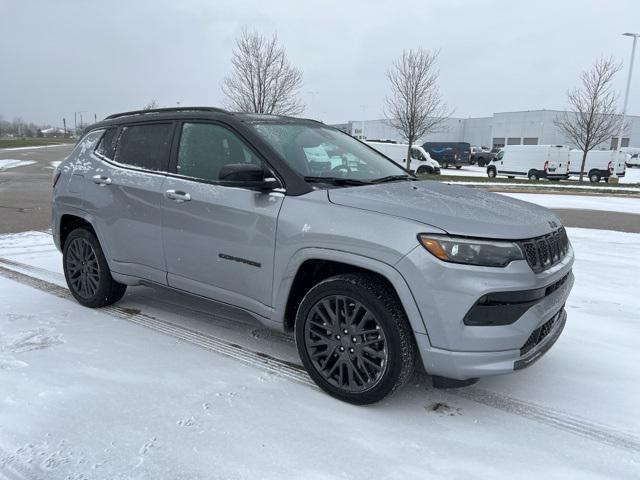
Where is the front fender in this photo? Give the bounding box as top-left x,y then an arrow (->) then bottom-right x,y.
270,247 -> 427,335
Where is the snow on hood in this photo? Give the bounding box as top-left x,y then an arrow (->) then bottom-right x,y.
328,180 -> 562,239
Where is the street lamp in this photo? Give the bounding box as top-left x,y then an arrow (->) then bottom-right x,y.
612,32 -> 639,180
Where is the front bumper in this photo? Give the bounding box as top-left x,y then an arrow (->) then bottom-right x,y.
396,242 -> 574,380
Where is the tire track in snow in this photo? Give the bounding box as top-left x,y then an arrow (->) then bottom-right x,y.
1,260 -> 639,454
0,262 -> 313,388
449,387 -> 640,453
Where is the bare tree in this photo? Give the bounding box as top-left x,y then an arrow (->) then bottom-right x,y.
143,99 -> 159,110
554,56 -> 622,181
223,29 -> 304,116
384,48 -> 451,171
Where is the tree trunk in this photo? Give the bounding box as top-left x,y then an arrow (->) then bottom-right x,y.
579,150 -> 588,182
406,143 -> 412,173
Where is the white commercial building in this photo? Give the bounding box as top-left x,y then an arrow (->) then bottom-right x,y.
332,109 -> 640,150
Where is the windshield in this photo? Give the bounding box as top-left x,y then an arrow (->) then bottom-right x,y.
250,122 -> 410,182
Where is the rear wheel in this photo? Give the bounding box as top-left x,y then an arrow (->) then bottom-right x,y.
478,158 -> 486,167
442,161 -> 449,169
528,170 -> 540,181
295,274 -> 416,405
455,164 -> 462,170
589,171 -> 601,183
63,228 -> 127,308
487,167 -> 496,178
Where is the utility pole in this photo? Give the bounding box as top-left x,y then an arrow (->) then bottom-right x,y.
63,118 -> 67,137
611,32 -> 639,182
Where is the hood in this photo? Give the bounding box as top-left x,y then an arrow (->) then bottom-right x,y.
328,181 -> 562,239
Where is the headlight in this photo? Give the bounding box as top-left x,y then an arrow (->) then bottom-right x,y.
417,234 -> 524,267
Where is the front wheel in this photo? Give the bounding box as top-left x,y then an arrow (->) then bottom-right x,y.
63,228 -> 127,308
478,158 -> 486,167
487,167 -> 497,178
455,164 -> 462,170
295,274 -> 416,405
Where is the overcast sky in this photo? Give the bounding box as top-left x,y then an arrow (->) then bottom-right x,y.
1,0 -> 639,127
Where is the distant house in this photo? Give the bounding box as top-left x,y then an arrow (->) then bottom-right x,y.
40,127 -> 67,138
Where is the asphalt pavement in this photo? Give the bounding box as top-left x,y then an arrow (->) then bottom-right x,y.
0,144 -> 639,234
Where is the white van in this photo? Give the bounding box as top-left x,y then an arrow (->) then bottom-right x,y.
487,145 -> 570,180
568,150 -> 626,182
365,141 -> 441,174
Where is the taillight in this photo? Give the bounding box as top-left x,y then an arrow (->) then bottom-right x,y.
543,161 -> 548,172
52,170 -> 61,188
608,161 -> 613,171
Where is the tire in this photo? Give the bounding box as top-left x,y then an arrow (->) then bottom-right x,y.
295,273 -> 416,405
469,158 -> 476,165
487,167 -> 496,178
507,176 -> 515,179
416,166 -> 431,175
589,172 -> 601,183
63,227 -> 127,308
528,170 -> 539,181
478,158 -> 486,167
442,162 -> 449,169
455,165 -> 462,170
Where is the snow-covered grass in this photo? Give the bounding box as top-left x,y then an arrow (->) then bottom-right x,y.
0,230 -> 638,479
498,192 -> 640,214
0,159 -> 37,170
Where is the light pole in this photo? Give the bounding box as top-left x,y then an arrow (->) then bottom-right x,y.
612,32 -> 639,181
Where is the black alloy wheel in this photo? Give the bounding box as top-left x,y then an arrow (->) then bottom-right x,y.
66,237 -> 100,299
295,274 -> 416,405
303,295 -> 388,393
63,227 -> 127,308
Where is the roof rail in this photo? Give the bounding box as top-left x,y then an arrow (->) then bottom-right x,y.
104,106 -> 227,120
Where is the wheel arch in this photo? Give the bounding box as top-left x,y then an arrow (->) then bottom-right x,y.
272,248 -> 426,336
59,213 -> 97,249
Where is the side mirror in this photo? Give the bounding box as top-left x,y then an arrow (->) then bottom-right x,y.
218,163 -> 281,190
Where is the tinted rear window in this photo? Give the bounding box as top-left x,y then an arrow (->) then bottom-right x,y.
95,128 -> 118,160
115,123 -> 173,171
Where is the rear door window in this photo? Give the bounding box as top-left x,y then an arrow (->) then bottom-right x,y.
115,123 -> 174,171
95,128 -> 118,160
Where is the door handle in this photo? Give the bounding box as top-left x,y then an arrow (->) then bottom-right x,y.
92,175 -> 112,186
165,189 -> 191,202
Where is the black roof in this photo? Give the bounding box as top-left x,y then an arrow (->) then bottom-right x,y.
86,107 -> 322,132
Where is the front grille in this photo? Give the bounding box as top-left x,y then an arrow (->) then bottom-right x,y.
520,307 -> 564,356
519,227 -> 569,273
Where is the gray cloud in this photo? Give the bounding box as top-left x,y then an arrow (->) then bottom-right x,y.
1,0 -> 638,126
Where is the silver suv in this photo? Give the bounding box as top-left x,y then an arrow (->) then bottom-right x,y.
52,107 -> 574,404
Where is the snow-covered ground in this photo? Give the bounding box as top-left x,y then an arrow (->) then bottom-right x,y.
498,192 -> 640,214
0,144 -> 71,152
0,159 -> 37,171
0,229 -> 638,479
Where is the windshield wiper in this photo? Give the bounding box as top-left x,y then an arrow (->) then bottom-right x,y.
370,175 -> 416,184
304,176 -> 370,186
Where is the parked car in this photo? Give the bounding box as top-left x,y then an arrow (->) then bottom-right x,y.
627,153 -> 640,168
52,107 -> 574,405
365,141 -> 441,174
422,142 -> 471,169
470,146 -> 494,166
487,145 -> 570,180
621,147 -> 640,167
568,150 -> 626,182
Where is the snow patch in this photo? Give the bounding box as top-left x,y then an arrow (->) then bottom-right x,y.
0,159 -> 37,170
